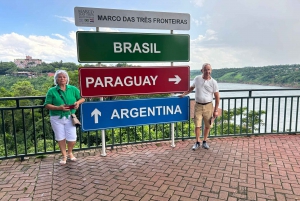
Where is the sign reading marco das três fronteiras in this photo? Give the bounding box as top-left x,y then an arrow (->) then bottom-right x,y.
74,7 -> 190,30
76,31 -> 190,62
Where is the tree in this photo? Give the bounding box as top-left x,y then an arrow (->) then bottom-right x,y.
0,62 -> 18,75
210,107 -> 266,135
11,81 -> 42,97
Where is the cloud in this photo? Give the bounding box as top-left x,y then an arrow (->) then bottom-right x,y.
52,34 -> 67,40
0,32 -> 77,63
98,27 -> 119,32
69,31 -> 76,44
190,0 -> 205,7
189,45 -> 246,69
55,15 -> 75,24
3,0 -> 300,71
0,26 -> 126,65
192,29 -> 218,43
191,17 -> 202,27
189,0 -> 300,68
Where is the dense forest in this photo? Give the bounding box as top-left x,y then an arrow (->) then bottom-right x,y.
1,61 -> 299,94
191,64 -> 300,88
0,61 -> 140,99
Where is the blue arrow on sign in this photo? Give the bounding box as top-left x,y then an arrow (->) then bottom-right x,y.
80,97 -> 190,131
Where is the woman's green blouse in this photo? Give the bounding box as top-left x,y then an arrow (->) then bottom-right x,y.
44,85 -> 81,118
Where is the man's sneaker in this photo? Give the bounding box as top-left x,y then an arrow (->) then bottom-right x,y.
192,142 -> 200,150
202,142 -> 209,149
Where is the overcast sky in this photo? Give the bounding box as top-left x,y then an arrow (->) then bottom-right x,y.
0,0 -> 299,70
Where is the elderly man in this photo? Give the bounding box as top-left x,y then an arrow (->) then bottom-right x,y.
179,63 -> 220,149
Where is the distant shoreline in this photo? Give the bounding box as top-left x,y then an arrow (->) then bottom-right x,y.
190,80 -> 300,89
219,81 -> 300,89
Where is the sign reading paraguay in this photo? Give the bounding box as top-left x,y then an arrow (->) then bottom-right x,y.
74,7 -> 190,30
80,97 -> 190,131
79,66 -> 190,97
76,31 -> 190,62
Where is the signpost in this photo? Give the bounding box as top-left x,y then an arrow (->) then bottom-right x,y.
74,7 -> 190,30
76,31 -> 190,62
80,97 -> 189,131
79,66 -> 190,97
74,6 -> 191,150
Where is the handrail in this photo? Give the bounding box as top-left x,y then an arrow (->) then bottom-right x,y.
0,89 -> 299,160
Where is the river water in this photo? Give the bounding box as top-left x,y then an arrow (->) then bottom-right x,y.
188,82 -> 299,98
184,82 -> 300,133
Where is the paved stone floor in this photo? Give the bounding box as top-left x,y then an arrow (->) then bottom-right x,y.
1,134 -> 300,201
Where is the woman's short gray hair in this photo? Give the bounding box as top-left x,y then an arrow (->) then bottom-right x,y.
54,70 -> 69,85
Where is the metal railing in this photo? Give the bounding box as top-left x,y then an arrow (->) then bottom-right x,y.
0,89 -> 299,160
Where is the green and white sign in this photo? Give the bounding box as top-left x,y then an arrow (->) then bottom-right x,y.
76,31 -> 190,62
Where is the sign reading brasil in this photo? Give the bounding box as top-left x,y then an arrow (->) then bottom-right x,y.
74,7 -> 190,30
76,31 -> 189,62
79,66 -> 190,97
80,97 -> 190,131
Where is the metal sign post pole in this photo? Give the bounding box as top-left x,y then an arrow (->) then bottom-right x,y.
170,30 -> 175,148
96,26 -> 107,157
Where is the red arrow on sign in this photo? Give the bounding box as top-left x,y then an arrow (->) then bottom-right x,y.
79,66 -> 190,97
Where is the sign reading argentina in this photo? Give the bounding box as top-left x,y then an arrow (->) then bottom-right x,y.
80,97 -> 189,131
74,7 -> 190,30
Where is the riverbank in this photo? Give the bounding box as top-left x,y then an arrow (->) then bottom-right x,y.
212,80 -> 300,89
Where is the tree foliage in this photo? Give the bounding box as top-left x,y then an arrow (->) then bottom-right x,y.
0,62 -> 18,75
210,107 -> 265,136
191,64 -> 300,88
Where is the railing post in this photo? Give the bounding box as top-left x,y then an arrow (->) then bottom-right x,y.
171,123 -> 175,147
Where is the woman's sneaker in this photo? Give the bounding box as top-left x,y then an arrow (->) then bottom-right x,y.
192,142 -> 200,150
202,142 -> 209,149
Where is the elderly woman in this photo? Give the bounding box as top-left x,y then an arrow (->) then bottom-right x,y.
44,70 -> 85,165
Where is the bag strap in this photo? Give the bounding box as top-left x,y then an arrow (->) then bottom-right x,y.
57,89 -> 67,105
57,89 -> 73,116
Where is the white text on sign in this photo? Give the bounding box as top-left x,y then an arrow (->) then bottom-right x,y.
111,105 -> 182,119
86,76 -> 158,88
113,42 -> 161,53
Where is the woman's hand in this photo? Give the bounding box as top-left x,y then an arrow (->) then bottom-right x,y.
60,105 -> 70,111
45,104 -> 70,111
73,98 -> 85,110
74,102 -> 79,110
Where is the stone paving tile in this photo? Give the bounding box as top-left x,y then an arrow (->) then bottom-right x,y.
0,134 -> 300,200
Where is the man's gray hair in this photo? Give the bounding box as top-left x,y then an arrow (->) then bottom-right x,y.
54,70 -> 69,85
202,63 -> 211,70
